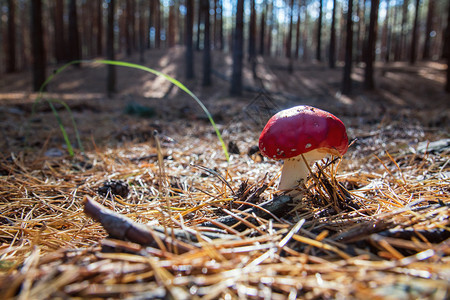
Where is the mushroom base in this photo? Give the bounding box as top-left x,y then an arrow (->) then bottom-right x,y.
278,149 -> 328,192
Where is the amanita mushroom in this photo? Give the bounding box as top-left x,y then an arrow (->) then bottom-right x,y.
259,105 -> 348,192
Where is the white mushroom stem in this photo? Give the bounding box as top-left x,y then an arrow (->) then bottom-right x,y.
278,149 -> 328,191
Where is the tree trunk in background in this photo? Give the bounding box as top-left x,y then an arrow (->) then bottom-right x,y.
218,0 -> 224,50
268,2 -> 273,56
96,0 -> 103,56
147,1 -> 152,49
446,0 -> 450,92
356,0 -> 364,63
364,0 -> 379,90
259,1 -> 266,56
168,1 -> 176,47
303,1 -> 309,61
410,0 -> 420,64
294,3 -> 301,60
155,0 -> 161,49
329,0 -> 337,68
125,0 -> 132,55
68,0 -> 81,65
30,0 -> 46,91
316,0 -> 323,61
400,0 -> 409,60
6,0 -> 16,73
138,0 -> 145,63
107,0 -> 116,97
202,0 -> 211,86
342,0 -> 353,95
423,0 -> 434,60
384,0 -> 391,62
230,0 -> 244,95
393,0 -> 400,60
54,0 -> 65,63
286,0 -> 294,73
185,0 -> 195,79
196,0 -> 203,51
249,0 -> 256,61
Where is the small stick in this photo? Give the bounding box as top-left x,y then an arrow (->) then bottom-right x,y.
83,196 -> 238,251
200,195 -> 292,229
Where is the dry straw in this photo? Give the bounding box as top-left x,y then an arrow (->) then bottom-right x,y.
0,117 -> 449,299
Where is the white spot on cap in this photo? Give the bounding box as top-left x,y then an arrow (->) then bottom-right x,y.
291,149 -> 297,152
305,143 -> 312,149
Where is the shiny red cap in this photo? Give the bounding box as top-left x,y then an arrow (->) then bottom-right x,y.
259,106 -> 348,159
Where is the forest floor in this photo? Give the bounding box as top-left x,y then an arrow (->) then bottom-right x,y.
0,47 -> 449,299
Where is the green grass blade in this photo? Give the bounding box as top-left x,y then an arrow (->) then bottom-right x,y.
94,59 -> 229,161
47,100 -> 74,156
36,59 -> 229,161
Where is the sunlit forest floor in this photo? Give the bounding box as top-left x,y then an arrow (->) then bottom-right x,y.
0,48 -> 449,299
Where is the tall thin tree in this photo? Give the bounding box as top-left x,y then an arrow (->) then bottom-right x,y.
230,0 -> 244,95
342,0 -> 353,95
316,0 -> 323,61
30,0 -> 46,91
422,0 -> 434,60
107,0 -> 116,97
185,0 -> 195,79
249,0 -> 257,61
54,0 -> 65,63
384,0 -> 391,62
96,0 -> 103,56
68,0 -> 81,65
202,0 -> 211,86
295,2 -> 301,59
6,0 -> 16,73
286,0 -> 294,73
446,0 -> 450,92
329,0 -> 337,68
259,0 -> 266,55
364,0 -> 379,90
410,0 -> 420,64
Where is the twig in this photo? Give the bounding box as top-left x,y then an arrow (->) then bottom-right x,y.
200,195 -> 292,229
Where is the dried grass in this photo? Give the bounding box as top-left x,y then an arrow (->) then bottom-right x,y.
0,116 -> 449,299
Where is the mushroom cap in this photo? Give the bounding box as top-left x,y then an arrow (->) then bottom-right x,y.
259,105 -> 348,160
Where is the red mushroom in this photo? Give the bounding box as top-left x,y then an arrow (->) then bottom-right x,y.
259,105 -> 348,192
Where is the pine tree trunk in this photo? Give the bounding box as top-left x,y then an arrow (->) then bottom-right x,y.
125,0 -> 132,55
218,0 -> 224,50
68,0 -> 81,65
342,0 -> 353,95
138,0 -> 145,63
202,0 -> 211,86
96,0 -> 103,56
364,0 -> 379,90
230,0 -> 244,95
30,0 -> 46,91
185,0 -> 195,79
384,0 -> 391,62
155,0 -> 161,48
422,0 -> 434,60
267,2 -> 273,56
400,0 -> 409,60
107,0 -> 116,97
196,0 -> 202,51
249,0 -> 256,61
316,0 -> 323,61
286,0 -> 294,73
410,0 -> 420,64
6,0 -> 16,73
445,0 -> 450,92
295,3 -> 301,60
259,1 -> 266,56
168,2 -> 176,47
329,0 -> 337,68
